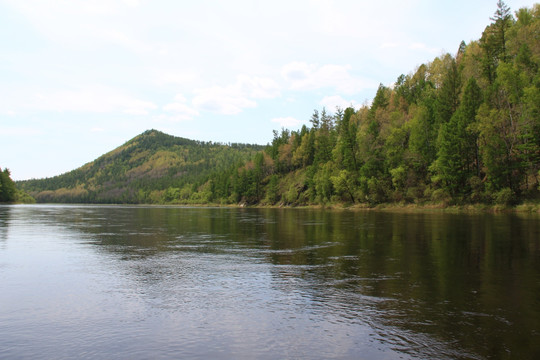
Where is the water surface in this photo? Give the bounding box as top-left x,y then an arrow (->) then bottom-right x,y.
1,205 -> 539,359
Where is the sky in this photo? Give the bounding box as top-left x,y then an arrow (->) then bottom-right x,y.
0,0 -> 536,180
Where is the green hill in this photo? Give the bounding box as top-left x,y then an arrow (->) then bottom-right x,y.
18,2 -> 540,208
219,2 -> 540,208
18,130 -> 263,204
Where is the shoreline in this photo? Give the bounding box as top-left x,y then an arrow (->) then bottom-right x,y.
251,202 -> 540,214
10,201 -> 540,214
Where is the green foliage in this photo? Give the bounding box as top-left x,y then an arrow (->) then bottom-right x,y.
435,56 -> 462,125
431,77 -> 483,198
17,3 -> 540,207
494,187 -> 515,205
313,162 -> 335,203
431,188 -> 452,205
18,130 -> 262,204
15,189 -> 36,204
334,107 -> 359,172
409,104 -> 437,175
264,175 -> 280,205
390,166 -> 407,192
0,168 -> 17,202
331,170 -> 357,203
0,168 -> 33,203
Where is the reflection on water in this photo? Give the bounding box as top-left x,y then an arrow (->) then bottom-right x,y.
0,205 -> 539,359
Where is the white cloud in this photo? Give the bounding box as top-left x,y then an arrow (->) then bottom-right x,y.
379,41 -> 441,55
236,75 -> 280,99
152,114 -> 195,124
173,94 -> 187,103
320,95 -> 361,112
409,42 -> 440,54
163,94 -> 199,120
122,99 -> 158,115
380,42 -> 400,49
4,0 -> 153,55
192,75 -> 280,115
282,62 -> 377,94
0,127 -> 42,136
122,0 -> 140,6
163,102 -> 198,116
281,62 -> 314,81
28,86 -> 157,115
271,117 -> 303,128
310,0 -> 423,39
153,70 -> 200,86
193,86 -> 256,115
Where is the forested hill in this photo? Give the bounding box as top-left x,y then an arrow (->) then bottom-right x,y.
18,2 -> 540,207
18,129 -> 263,203
217,1 -> 540,207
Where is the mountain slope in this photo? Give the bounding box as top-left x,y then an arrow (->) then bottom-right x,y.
18,130 -> 263,203
18,3 -> 540,207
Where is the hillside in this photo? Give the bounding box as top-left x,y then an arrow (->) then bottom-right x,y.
18,130 -> 263,204
18,2 -> 540,208
211,2 -> 540,207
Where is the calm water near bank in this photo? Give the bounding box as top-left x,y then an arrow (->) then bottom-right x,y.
1,205 -> 539,359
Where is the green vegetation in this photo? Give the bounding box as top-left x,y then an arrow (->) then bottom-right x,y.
17,2 -> 540,208
18,130 -> 263,204
0,168 -> 17,202
0,167 -> 34,203
221,2 -> 540,208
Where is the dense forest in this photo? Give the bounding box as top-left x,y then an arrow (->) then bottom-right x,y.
19,130 -> 264,204
208,1 -> 540,207
0,167 -> 34,203
18,2 -> 540,207
0,168 -> 17,202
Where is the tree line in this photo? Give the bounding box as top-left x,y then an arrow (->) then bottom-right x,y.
0,168 -> 17,202
202,2 -> 539,207
17,2 -> 540,207
18,130 -> 263,204
0,168 -> 34,203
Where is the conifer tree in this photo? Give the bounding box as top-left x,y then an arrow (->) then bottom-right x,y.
490,0 -> 513,62
0,168 -> 17,202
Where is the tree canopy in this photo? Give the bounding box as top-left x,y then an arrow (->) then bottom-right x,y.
18,2 -> 540,207
0,168 -> 17,202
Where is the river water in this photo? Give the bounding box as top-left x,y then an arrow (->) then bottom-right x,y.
0,205 -> 539,359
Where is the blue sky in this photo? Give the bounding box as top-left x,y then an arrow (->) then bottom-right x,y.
1,0 -> 536,180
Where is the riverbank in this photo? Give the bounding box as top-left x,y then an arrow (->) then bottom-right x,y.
14,200 -> 540,214
248,201 -> 540,214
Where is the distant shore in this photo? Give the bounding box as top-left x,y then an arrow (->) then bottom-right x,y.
9,200 -> 540,214
248,202 -> 540,214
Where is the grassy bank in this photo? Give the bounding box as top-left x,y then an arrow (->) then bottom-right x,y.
246,201 -> 540,214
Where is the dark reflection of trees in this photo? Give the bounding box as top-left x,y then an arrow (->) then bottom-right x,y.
26,205 -> 540,359
0,205 -> 12,246
258,210 -> 540,360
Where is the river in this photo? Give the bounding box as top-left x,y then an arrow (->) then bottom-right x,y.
1,205 -> 539,359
